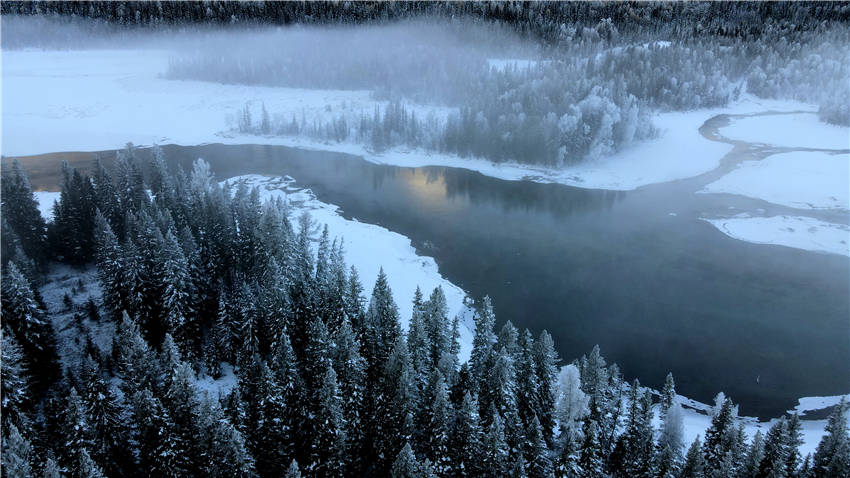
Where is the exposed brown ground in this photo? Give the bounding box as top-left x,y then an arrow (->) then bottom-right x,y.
2,149 -> 141,191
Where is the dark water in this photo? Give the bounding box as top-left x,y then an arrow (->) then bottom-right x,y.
142,142 -> 849,419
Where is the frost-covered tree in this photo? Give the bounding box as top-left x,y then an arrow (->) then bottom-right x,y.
1,263 -> 60,391
2,424 -> 33,478
811,399 -> 850,478
1,160 -> 48,266
1,329 -> 30,434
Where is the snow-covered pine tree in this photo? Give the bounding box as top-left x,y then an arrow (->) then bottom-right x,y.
368,267 -> 402,367
516,330 -> 540,432
333,317 -> 366,471
50,162 -> 98,264
526,414 -> 555,478
311,366 -> 347,476
1,424 -> 33,478
1,262 -> 60,391
785,413 -> 804,476
1,159 -> 48,265
533,330 -> 559,449
391,442 -> 421,478
703,395 -> 739,476
424,370 -> 452,474
1,329 -> 30,434
448,391 -> 482,476
469,296 -> 497,393
285,460 -> 302,478
811,398 -> 850,478
112,311 -> 159,396
83,366 -> 131,476
482,410 -> 510,476
578,418 -> 605,477
157,228 -> 193,348
60,387 -> 92,469
660,372 -> 676,418
680,438 -> 705,478
42,456 -> 62,478
756,417 -> 788,478
238,355 -> 287,476
408,286 -> 431,390
656,402 -> 685,478
741,430 -> 765,478
73,447 -> 106,478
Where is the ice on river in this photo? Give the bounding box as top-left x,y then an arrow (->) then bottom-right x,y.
701,151 -> 850,211
719,112 -> 850,150
703,214 -> 849,257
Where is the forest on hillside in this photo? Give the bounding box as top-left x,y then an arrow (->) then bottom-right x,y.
2,146 -> 849,478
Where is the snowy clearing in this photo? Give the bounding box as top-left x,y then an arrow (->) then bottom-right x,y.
3,48 -> 814,192
33,190 -> 61,221
1,49 -> 450,157
221,174 -> 474,361
719,112 -> 850,150
701,151 -> 850,211
703,214 -> 850,257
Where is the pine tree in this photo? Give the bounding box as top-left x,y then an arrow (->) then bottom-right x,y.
1,263 -> 60,392
238,355 -> 287,476
2,424 -> 33,478
130,388 -> 184,477
50,162 -> 98,264
759,418 -> 790,478
741,431 -> 765,478
408,287 -> 431,389
1,329 -> 30,434
449,391 -> 482,476
657,402 -> 685,478
60,388 -> 92,469
681,437 -> 705,478
784,414 -> 803,477
112,311 -> 159,396
333,317 -> 366,471
470,296 -> 497,391
285,460 -> 302,478
578,418 -> 605,477
527,414 -> 555,478
157,229 -> 193,347
533,330 -> 559,449
392,442 -> 421,478
424,370 -> 452,474
661,373 -> 676,418
73,448 -> 106,478
368,268 -> 402,366
163,361 -> 201,474
1,160 -> 48,265
703,396 -> 738,475
42,456 -> 62,478
482,410 -> 509,476
811,399 -> 850,478
311,366 -> 347,476
83,368 -> 130,476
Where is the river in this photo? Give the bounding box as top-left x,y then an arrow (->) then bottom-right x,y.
6,112 -> 849,418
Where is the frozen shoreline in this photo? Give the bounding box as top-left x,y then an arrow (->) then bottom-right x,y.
703,214 -> 850,258
0,48 -> 820,192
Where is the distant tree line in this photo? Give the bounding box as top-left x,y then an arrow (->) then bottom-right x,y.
3,148 -> 850,477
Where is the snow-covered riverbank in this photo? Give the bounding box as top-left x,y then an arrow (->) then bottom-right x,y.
2,48 -> 826,193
